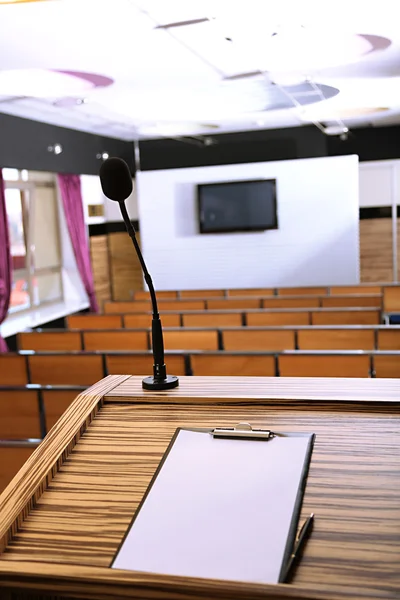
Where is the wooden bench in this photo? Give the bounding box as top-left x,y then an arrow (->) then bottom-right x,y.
227,288 -> 274,296
104,300 -> 205,313
67,314 -> 123,329
182,313 -> 242,327
179,290 -> 225,298
246,310 -> 311,326
162,330 -> 219,351
330,285 -> 382,295
377,329 -> 400,350
279,352 -> 371,377
373,353 -> 400,377
0,389 -> 41,439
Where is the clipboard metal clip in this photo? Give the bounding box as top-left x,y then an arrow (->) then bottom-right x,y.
211,422 -> 275,440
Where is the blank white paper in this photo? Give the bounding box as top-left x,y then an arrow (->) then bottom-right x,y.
112,429 -> 312,585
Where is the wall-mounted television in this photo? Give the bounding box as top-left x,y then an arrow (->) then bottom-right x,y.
197,179 -> 278,234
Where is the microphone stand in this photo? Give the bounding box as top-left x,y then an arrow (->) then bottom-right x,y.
119,201 -> 179,390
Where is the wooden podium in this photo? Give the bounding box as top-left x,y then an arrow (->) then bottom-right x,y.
0,375 -> 399,600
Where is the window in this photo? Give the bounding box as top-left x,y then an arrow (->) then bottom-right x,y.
4,169 -> 64,314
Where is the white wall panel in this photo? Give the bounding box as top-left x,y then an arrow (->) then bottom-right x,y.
137,155 -> 359,290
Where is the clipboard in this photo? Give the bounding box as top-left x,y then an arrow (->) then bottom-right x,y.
111,423 -> 315,585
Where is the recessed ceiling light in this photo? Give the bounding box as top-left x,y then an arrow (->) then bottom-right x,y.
48,143 -> 63,154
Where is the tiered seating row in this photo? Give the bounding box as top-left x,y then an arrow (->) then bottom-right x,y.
18,325 -> 400,352
68,308 -> 382,331
103,295 -> 382,313
2,350 -> 400,386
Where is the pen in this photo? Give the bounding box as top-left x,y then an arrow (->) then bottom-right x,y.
284,513 -> 314,582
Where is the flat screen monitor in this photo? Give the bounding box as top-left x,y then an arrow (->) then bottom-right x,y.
197,179 -> 278,234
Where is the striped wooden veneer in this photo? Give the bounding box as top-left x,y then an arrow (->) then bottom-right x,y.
0,375 -> 399,600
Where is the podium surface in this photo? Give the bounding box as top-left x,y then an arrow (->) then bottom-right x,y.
0,375 -> 399,600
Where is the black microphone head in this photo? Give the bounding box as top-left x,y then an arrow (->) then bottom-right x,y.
99,157 -> 133,202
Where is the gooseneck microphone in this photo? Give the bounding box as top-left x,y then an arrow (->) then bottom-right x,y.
99,157 -> 179,391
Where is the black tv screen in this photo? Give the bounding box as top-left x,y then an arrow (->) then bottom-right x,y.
197,179 -> 278,234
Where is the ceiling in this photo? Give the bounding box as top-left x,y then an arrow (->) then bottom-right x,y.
0,0 -> 400,140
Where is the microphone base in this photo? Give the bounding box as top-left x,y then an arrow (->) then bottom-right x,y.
142,375 -> 179,391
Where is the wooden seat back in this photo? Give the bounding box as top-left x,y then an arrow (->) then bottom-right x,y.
279,353 -> 371,377
0,355 -> 28,386
162,330 -> 219,351
227,288 -> 274,296
67,314 -> 123,329
106,353 -> 186,376
180,290 -> 224,298
134,291 -> 177,300
277,286 -> 327,296
158,300 -> 206,311
297,329 -> 375,350
104,301 -> 151,314
42,389 -> 83,432
222,329 -> 295,351
330,285 -> 382,295
83,330 -> 149,351
124,313 -> 181,328
377,329 -> 400,350
0,445 -> 37,493
28,355 -> 104,385
246,311 -> 310,326
373,354 -> 400,378
18,331 -> 82,352
383,286 -> 400,313
190,354 -> 275,376
262,297 -> 320,309
0,390 -> 41,439
182,313 -> 242,327
207,299 -> 261,310
321,295 -> 382,308
311,309 -> 380,325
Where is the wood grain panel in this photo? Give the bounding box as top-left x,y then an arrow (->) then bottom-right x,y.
191,354 -> 276,376
279,354 -> 371,377
67,315 -> 123,330
42,390 -> 83,433
124,314 -> 181,328
83,331 -> 149,351
246,311 -> 310,326
0,391 -> 41,439
377,329 -> 400,350
360,218 -> 393,282
106,353 -> 186,376
109,232 -> 143,301
374,354 -> 400,377
0,446 -> 36,495
90,235 -> 111,310
383,286 -> 400,312
227,288 -> 274,296
207,299 -> 261,310
321,295 -> 382,308
330,285 -> 382,295
28,355 -> 104,386
222,329 -> 295,351
298,329 -> 375,351
0,355 -> 28,386
182,313 -> 242,327
277,287 -> 327,295
18,332 -> 82,352
311,309 -> 381,325
180,290 -> 225,298
262,297 -> 320,309
134,291 -> 177,300
162,330 -> 218,351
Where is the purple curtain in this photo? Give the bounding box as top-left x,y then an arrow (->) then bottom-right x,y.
0,170 -> 12,352
57,174 -> 99,313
